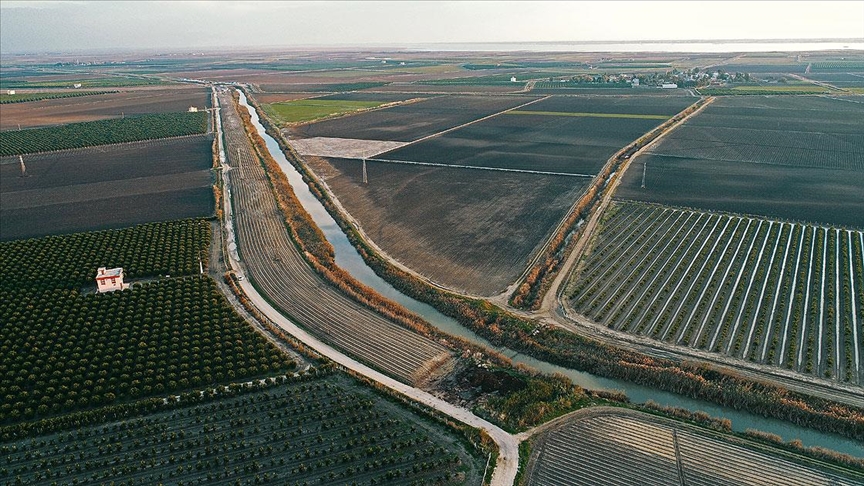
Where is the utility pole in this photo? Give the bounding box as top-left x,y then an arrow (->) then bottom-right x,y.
19,155 -> 26,177
641,160 -> 647,189
362,159 -> 368,184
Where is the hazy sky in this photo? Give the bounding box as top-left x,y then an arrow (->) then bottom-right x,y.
1,1 -> 862,54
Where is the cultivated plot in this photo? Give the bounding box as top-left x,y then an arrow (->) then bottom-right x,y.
0,87 -> 209,130
568,201 -> 864,385
0,373 -> 483,485
616,96 -> 864,228
378,95 -> 688,175
307,157 -> 589,296
290,95 -> 536,142
524,95 -> 695,116
220,93 -> 451,384
526,410 -> 858,486
263,98 -> 385,124
0,135 -> 214,240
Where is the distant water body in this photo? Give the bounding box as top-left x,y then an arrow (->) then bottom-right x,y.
410,41 -> 864,53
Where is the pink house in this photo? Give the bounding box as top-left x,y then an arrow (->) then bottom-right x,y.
95,267 -> 129,293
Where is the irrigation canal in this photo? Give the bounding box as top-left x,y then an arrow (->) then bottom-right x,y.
237,91 -> 864,457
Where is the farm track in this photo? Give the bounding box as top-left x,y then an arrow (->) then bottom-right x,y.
567,201 -> 864,387
524,407 -> 861,486
217,91 -> 450,385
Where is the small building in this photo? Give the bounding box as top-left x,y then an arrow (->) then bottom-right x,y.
6,90 -> 15,95
188,106 -> 199,112
510,76 -> 518,82
73,83 -> 82,89
96,267 -> 129,293
631,78 -> 639,87
661,83 -> 678,89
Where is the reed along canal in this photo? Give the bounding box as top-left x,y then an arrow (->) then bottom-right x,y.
237,91 -> 864,457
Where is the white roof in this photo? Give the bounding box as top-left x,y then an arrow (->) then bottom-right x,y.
97,267 -> 123,278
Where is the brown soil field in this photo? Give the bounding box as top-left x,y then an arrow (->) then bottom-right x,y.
292,95 -> 535,142
616,96 -> 864,228
1,187 -> 212,241
307,157 -> 589,296
0,136 -> 214,240
219,92 -> 451,384
0,135 -> 213,190
526,408 -> 861,486
0,86 -> 210,129
616,155 -> 864,229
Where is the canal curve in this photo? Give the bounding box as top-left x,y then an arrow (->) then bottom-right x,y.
237,91 -> 864,457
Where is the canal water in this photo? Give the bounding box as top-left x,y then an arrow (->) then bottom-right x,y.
237,91 -> 864,457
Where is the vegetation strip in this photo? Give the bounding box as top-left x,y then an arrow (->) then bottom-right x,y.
0,91 -> 115,104
506,110 -> 669,119
264,98 -> 385,124
0,372 -> 484,485
245,90 -> 864,441
509,97 -> 711,310
0,112 -> 208,156
226,91 -> 452,384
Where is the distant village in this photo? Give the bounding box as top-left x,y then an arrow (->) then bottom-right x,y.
546,68 -> 753,88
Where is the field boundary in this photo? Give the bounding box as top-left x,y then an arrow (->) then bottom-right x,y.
0,131 -> 212,161
364,157 -> 596,178
506,110 -> 669,120
376,95 -> 550,156
522,406 -> 864,484
505,96 -> 714,310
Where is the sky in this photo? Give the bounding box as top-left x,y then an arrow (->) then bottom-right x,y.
1,1 -> 862,54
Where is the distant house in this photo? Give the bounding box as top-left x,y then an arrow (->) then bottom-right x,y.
6,90 -> 15,95
661,83 -> 678,89
96,267 -> 129,293
511,76 -> 518,82
631,78 -> 640,87
73,83 -> 82,89
188,106 -> 199,112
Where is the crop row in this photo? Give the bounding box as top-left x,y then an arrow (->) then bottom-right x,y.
0,91 -> 113,104
0,276 -> 295,424
222,91 -> 450,384
569,201 -> 864,384
0,219 -> 210,292
651,126 -> 863,172
528,411 -> 857,486
0,112 -> 208,156
0,375 -> 475,485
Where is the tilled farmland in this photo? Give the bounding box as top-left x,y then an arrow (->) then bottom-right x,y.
0,86 -> 210,130
0,135 -> 215,240
567,201 -> 864,385
219,92 -> 451,384
616,96 -> 864,228
379,109 -> 668,175
308,157 -> 589,296
291,95 -> 536,142
526,409 -> 859,486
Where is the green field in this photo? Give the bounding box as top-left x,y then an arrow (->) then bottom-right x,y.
263,98 -> 385,124
1,219 -> 212,291
0,372 -> 483,485
0,112 -> 208,156
0,91 -> 112,104
0,220 -> 295,424
0,77 -> 164,89
0,276 -> 295,424
507,110 -> 669,120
